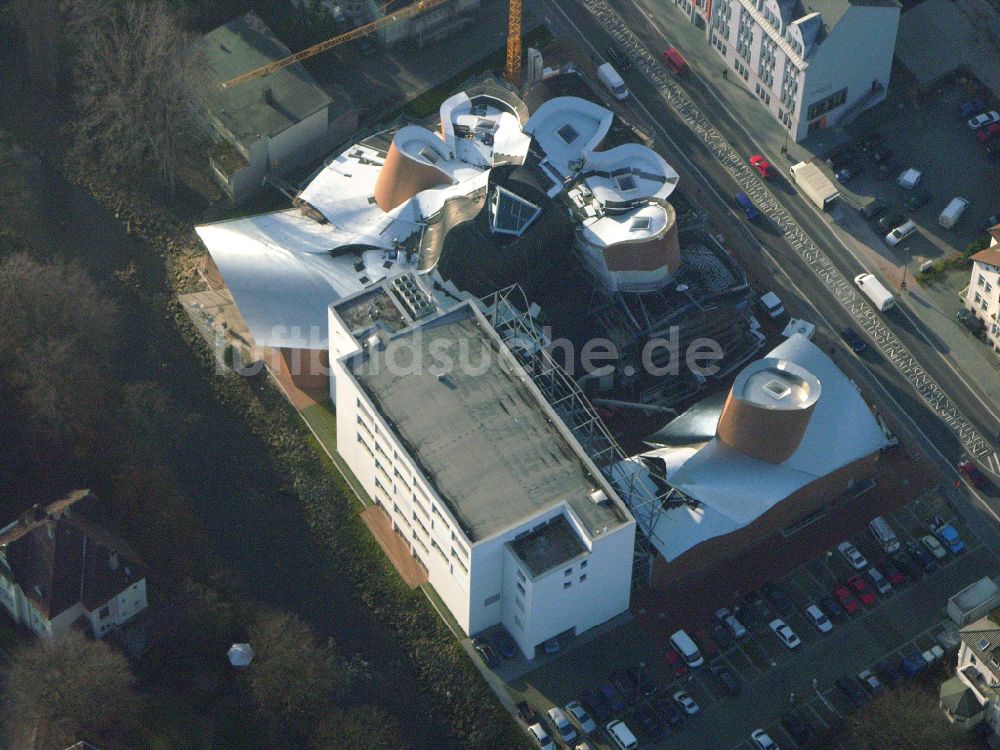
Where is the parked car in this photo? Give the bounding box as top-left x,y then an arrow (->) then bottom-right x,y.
838,541 -> 868,569
663,648 -> 688,678
673,689 -> 701,715
528,722 -> 554,748
715,607 -> 748,638
750,154 -> 775,178
906,188 -> 932,211
750,728 -> 780,750
857,131 -> 884,153
826,146 -> 858,172
859,198 -> 891,220
871,146 -> 894,165
891,550 -> 923,581
805,604 -> 833,633
847,575 -> 877,606
877,209 -> 907,232
547,707 -> 578,745
978,122 -> 1000,143
858,669 -> 885,694
780,710 -> 812,745
579,689 -> 612,723
493,628 -> 517,659
565,700 -> 596,735
881,558 -> 906,585
959,98 -> 986,118
866,567 -> 892,595
709,663 -> 742,696
762,583 -> 794,616
840,327 -> 867,353
650,692 -> 684,729
473,639 -> 497,667
633,705 -> 665,742
517,700 -> 539,724
920,534 -> 947,560
836,161 -> 866,183
710,621 -> 734,650
769,619 -> 802,649
835,676 -> 867,708
958,308 -> 985,333
875,658 -> 903,687
692,627 -> 720,658
907,540 -> 938,572
968,111 -> 1000,129
928,515 -> 966,554
959,459 -> 989,489
833,585 -> 861,614
744,590 -> 771,625
819,593 -> 847,622
605,44 -> 632,71
981,213 -> 1000,231
901,650 -> 929,677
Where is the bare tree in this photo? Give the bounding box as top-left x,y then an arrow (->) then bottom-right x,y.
62,0 -> 201,196
848,683 -> 968,750
3,629 -> 136,750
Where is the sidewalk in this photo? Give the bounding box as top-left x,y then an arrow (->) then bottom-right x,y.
629,0 -> 1000,421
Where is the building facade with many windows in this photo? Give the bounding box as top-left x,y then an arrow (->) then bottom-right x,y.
331,300 -> 636,659
963,227 -> 1000,355
691,0 -> 900,141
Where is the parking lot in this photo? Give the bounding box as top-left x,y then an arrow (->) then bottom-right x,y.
504,481 -> 1000,750
829,70 -> 998,267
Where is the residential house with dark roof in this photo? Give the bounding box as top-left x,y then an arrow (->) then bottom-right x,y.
0,490 -> 147,639
192,12 -> 358,203
953,610 -> 1000,730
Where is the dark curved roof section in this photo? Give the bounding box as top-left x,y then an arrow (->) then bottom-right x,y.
464,78 -> 530,126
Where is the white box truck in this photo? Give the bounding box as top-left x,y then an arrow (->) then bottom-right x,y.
789,161 -> 839,211
939,197 -> 970,229
855,273 -> 895,312
597,63 -> 629,100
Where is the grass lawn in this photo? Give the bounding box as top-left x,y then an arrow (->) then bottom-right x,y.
300,401 -> 338,450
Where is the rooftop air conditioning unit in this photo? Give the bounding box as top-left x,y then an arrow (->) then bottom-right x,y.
589,488 -> 608,505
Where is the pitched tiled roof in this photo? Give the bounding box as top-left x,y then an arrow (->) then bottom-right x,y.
0,490 -> 144,620
960,613 -> 1000,681
971,247 -> 1000,268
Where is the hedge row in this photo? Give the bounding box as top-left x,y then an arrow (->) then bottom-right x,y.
63,161 -> 529,750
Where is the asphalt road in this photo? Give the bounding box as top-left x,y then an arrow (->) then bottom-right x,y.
540,0 -> 1000,524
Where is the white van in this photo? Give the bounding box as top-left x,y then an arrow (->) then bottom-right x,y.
939,197 -> 970,229
606,720 -> 639,750
855,273 -> 896,312
869,516 -> 900,553
669,629 -> 704,667
885,219 -> 918,247
597,63 -> 629,100
760,291 -> 785,319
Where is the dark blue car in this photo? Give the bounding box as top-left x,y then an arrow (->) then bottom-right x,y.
735,191 -> 761,222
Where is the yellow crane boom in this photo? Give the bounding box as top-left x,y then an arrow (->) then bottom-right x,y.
221,0 -> 451,88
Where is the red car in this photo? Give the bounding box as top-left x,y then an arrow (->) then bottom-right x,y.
847,576 -> 877,606
749,154 -> 775,178
978,122 -> 1000,143
663,647 -> 688,677
959,459 -> 989,489
692,627 -> 720,658
880,559 -> 906,586
833,586 -> 861,614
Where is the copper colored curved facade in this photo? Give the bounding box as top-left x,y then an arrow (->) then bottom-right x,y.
603,209 -> 681,274
374,141 -> 452,212
716,359 -> 821,464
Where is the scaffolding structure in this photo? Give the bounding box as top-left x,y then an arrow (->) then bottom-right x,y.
480,284 -> 690,587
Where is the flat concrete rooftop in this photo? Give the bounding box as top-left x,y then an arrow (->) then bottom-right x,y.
348,304 -> 629,542
509,515 -> 587,578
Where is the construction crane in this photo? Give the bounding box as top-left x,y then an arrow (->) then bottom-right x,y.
221,0 -> 523,89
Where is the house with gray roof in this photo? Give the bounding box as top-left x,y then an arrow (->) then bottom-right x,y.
0,491 -> 147,640
192,12 -> 358,203
953,609 -> 1000,731
680,0 -> 900,140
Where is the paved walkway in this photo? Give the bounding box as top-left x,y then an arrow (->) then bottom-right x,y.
632,0 -> 1000,425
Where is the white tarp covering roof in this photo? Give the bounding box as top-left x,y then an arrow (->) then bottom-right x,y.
228,642 -> 254,667
641,334 -> 889,561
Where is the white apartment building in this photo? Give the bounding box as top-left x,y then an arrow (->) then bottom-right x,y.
692,0 -> 900,141
963,229 -> 1000,355
954,613 -> 1000,730
330,297 -> 636,659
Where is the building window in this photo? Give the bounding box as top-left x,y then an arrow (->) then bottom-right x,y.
564,567 -> 573,577
99,606 -> 110,619
516,596 -> 525,612
484,593 -> 501,606
581,560 -> 588,569
580,574 -> 587,582
514,614 -> 523,630
517,569 -> 526,583
987,282 -> 994,293
975,292 -> 983,304
982,298 -> 989,311
979,274 -> 986,288
517,582 -> 525,596
563,581 -> 572,589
